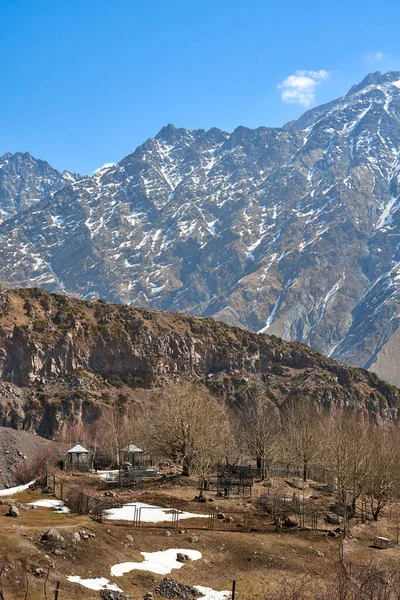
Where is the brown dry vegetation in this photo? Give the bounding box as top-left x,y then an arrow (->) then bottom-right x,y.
0,287 -> 398,442
0,476 -> 345,600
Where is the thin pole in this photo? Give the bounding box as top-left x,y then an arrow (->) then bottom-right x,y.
54,581 -> 61,600
232,580 -> 236,600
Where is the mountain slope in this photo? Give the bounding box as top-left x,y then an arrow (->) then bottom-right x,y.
0,72 -> 399,384
0,152 -> 78,222
0,288 -> 398,439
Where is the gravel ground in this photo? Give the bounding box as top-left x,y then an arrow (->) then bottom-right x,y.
0,426 -> 58,488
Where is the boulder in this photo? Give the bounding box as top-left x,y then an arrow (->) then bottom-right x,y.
288,479 -> 306,490
326,513 -> 343,525
176,552 -> 191,563
41,528 -> 63,543
7,503 -> 19,518
283,516 -> 299,528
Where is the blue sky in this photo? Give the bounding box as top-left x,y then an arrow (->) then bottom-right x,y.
0,0 -> 399,174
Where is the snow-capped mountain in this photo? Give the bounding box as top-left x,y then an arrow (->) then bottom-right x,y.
0,152 -> 78,222
0,71 -> 399,385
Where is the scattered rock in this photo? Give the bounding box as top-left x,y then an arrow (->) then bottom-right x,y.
326,513 -> 343,525
287,479 -> 307,490
224,516 -> 234,523
126,534 -> 134,543
155,577 -> 201,598
100,591 -> 130,600
176,553 -> 191,563
7,503 -> 19,517
216,512 -> 225,519
71,532 -> 81,544
41,529 -> 63,543
335,527 -> 342,534
189,535 -> 200,543
283,516 -> 298,528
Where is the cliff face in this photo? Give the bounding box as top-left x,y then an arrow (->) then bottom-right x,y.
0,287 -> 398,438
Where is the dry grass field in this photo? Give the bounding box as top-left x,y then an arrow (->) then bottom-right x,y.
0,474 -> 349,600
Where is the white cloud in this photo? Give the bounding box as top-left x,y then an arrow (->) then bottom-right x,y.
366,51 -> 386,61
278,70 -> 329,107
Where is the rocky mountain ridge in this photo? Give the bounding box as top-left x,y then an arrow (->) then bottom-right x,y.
0,288 -> 398,438
0,152 -> 78,222
0,72 -> 399,384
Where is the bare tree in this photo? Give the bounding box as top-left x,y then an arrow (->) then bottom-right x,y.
282,398 -> 324,482
93,396 -> 131,468
241,377 -> 281,479
321,412 -> 373,530
364,426 -> 400,521
144,382 -> 230,493
221,409 -> 247,469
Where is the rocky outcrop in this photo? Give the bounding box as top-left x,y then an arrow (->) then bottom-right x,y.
0,288 -> 398,438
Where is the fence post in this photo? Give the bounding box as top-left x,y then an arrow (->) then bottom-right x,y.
232,580 -> 236,600
54,581 -> 60,600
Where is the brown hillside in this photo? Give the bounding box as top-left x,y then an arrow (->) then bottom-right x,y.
0,287 -> 398,438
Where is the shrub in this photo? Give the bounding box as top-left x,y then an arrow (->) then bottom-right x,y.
13,449 -> 56,484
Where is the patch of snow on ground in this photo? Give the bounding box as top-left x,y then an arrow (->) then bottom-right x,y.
194,585 -> 231,600
104,501 -> 208,523
28,499 -> 70,513
0,480 -> 35,497
110,548 -> 202,576
376,194 -> 399,229
67,576 -> 122,592
96,469 -> 120,480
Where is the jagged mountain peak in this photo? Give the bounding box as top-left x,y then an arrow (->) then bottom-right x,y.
346,70 -> 400,97
0,152 -> 80,222
155,123 -> 196,142
0,72 -> 399,387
